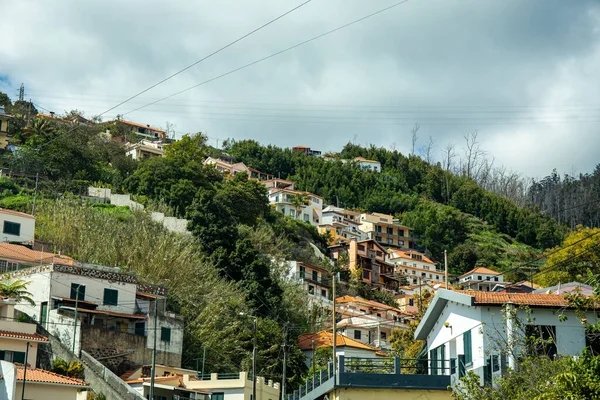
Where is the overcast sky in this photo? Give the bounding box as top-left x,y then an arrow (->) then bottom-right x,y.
1,0 -> 599,178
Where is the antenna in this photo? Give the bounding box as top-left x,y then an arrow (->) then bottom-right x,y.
18,83 -> 25,101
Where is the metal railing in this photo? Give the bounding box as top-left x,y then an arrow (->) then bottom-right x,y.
344,357 -> 394,374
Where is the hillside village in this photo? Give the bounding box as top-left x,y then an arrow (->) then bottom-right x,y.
0,102 -> 599,400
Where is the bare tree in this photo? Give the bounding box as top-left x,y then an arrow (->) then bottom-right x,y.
411,124 -> 420,155
441,144 -> 457,203
420,136 -> 435,164
462,131 -> 486,180
165,121 -> 176,139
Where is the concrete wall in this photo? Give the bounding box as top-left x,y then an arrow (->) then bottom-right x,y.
0,337 -> 40,367
0,211 -> 35,243
0,360 -> 17,399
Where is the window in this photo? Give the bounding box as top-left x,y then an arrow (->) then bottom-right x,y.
312,270 -> 318,281
308,285 -> 314,294
0,350 -> 26,364
409,299 -> 414,306
486,276 -> 490,281
212,393 -> 224,400
376,313 -> 381,318
3,221 -> 21,236
381,332 -> 387,340
376,226 -> 382,233
398,229 -> 405,237
70,283 -> 86,301
303,214 -> 309,221
525,325 -> 557,357
290,209 -> 296,217
463,330 -> 472,365
375,236 -> 382,242
478,275 -> 482,280
358,245 -> 365,252
40,302 -> 48,325
492,354 -> 500,372
299,266 -> 305,279
387,227 -> 394,235
494,277 -> 499,282
398,240 -> 405,246
103,288 -> 118,306
354,330 -> 362,340
135,322 -> 146,336
376,251 -> 382,257
321,289 -> 327,297
362,270 -> 370,280
161,327 -> 171,343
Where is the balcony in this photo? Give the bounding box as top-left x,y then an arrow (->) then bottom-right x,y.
287,356 -> 451,400
296,272 -> 331,287
0,317 -> 38,335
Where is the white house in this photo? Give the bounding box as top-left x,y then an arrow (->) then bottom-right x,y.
353,157 -> 381,172
125,139 -> 165,160
318,206 -> 363,243
268,189 -> 323,226
286,261 -> 331,302
414,289 -> 597,387
0,208 -> 35,244
458,267 -> 504,291
387,249 -> 446,285
2,261 -> 184,368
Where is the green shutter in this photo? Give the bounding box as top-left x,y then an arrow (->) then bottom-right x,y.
3,221 -> 21,236
70,284 -> 85,301
464,331 -> 472,365
440,344 -> 446,375
161,327 -> 171,343
103,288 -> 118,306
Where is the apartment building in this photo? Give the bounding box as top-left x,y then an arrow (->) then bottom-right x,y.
125,139 -> 165,160
318,206 -> 363,244
268,189 -> 323,226
329,239 -> 402,295
107,119 -> 166,140
286,261 -> 331,301
387,249 -> 446,285
358,213 -> 415,249
292,146 -> 321,157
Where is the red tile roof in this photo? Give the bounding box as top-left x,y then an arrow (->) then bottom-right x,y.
16,367 -> 89,386
0,208 -> 35,219
459,266 -> 501,278
454,290 -> 573,307
0,330 -> 49,342
298,330 -> 381,352
0,243 -> 74,265
336,295 -> 410,315
388,249 -> 435,265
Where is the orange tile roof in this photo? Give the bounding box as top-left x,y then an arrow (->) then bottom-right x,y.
336,295 -> 409,315
16,367 -> 89,386
0,208 -> 35,219
112,119 -> 166,134
0,330 -> 49,342
459,266 -> 501,278
388,249 -> 435,265
515,280 -> 541,289
354,157 -> 379,163
454,290 -> 573,307
0,243 -> 74,265
298,330 -> 380,352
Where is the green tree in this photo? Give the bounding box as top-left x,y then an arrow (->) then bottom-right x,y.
0,279 -> 35,305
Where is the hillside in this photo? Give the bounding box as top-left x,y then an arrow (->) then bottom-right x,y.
225,140 -> 563,278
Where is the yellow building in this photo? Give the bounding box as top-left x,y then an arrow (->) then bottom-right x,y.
358,213 -> 414,249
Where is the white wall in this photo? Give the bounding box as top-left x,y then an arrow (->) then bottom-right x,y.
0,211 -> 35,243
147,313 -> 184,359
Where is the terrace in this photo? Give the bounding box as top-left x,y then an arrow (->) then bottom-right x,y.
287,356 -> 452,400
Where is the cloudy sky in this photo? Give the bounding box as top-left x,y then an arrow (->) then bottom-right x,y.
1,0 -> 599,177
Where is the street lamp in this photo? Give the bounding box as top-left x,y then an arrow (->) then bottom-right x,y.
240,312 -> 258,400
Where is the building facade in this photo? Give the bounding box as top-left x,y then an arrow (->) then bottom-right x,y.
0,208 -> 35,244
458,267 -> 503,291
358,213 -> 414,250
0,106 -> 12,150
268,189 -> 323,226
286,261 -> 331,302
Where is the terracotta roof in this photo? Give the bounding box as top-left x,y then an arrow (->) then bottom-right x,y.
112,119 -> 166,134
515,280 -> 541,289
353,157 -> 380,163
298,330 -> 380,352
459,266 -> 501,278
16,367 -> 89,386
388,249 -> 435,265
336,295 -> 409,315
0,208 -> 35,219
454,290 -> 573,307
0,330 -> 49,342
0,243 -> 74,265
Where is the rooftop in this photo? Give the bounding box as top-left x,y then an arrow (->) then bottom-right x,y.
111,119 -> 166,134
336,295 -> 409,315
0,208 -> 35,219
16,367 -> 89,387
0,243 -> 74,265
353,157 -> 380,163
388,249 -> 435,265
298,330 -> 384,354
459,266 -> 501,278
0,330 -> 49,342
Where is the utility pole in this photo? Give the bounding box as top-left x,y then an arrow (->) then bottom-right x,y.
21,341 -> 30,400
201,346 -> 206,377
311,340 -> 316,390
331,271 -> 337,385
252,317 -> 257,400
281,326 -> 287,400
18,83 -> 25,101
149,299 -> 158,400
31,173 -> 39,216
444,249 -> 448,289
72,286 -> 80,354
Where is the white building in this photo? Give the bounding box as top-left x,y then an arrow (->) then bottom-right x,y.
353,157 -> 381,172
3,262 -> 184,368
458,267 -> 504,291
387,249 -> 445,285
126,139 -> 165,160
286,261 -> 331,302
414,289 -> 596,387
268,188 -> 323,226
0,208 -> 35,244
318,206 -> 363,243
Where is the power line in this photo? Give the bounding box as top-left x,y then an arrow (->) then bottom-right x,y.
123,0 -> 411,116
99,0 -> 313,117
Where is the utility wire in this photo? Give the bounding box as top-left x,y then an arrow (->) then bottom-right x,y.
99,0 -> 313,117
123,0 -> 411,116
